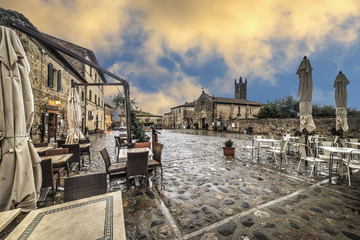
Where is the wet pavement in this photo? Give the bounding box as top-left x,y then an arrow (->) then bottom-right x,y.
2,129 -> 360,240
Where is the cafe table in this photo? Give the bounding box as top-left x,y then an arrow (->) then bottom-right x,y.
118,147 -> 154,161
253,139 -> 279,162
35,146 -> 54,154
6,191 -> 126,240
0,208 -> 21,232
318,146 -> 358,183
40,153 -> 73,165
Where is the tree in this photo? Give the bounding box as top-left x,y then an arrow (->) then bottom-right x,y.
112,93 -> 149,142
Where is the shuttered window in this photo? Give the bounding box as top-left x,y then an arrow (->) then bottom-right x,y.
57,70 -> 61,91
48,63 -> 53,88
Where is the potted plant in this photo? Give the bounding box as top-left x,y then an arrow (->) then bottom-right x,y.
223,139 -> 235,156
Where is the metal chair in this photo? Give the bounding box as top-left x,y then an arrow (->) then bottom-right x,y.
63,173 -> 107,202
126,151 -> 149,189
343,151 -> 360,186
100,148 -> 127,180
298,144 -> 329,178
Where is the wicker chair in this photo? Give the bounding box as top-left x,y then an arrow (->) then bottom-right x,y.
57,139 -> 66,148
62,144 -> 82,171
33,142 -> 48,147
79,139 -> 91,164
40,158 -> 58,202
148,143 -> 164,189
100,148 -> 127,180
63,173 -> 107,202
126,151 -> 149,189
45,148 -> 69,177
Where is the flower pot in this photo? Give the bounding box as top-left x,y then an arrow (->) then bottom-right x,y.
223,147 -> 235,156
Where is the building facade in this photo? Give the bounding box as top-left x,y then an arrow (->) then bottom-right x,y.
104,104 -> 112,130
119,110 -> 163,129
170,102 -> 195,129
162,112 -> 172,129
0,8 -> 107,141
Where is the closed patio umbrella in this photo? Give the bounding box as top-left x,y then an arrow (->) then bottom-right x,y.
334,71 -> 349,132
296,56 -> 316,133
0,26 -> 41,211
65,87 -> 84,144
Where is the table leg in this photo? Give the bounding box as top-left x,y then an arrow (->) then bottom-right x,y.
134,176 -> 140,186
257,142 -> 260,162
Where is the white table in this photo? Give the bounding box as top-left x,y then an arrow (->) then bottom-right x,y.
253,139 -> 279,162
319,146 -> 358,183
118,148 -> 154,161
6,192 -> 126,240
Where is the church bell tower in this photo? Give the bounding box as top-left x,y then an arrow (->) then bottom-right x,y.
235,76 -> 247,100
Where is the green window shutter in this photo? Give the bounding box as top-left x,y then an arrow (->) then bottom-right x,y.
48,63 -> 53,88
57,70 -> 61,91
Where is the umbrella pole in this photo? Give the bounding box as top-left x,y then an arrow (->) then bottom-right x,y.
304,129 -> 308,167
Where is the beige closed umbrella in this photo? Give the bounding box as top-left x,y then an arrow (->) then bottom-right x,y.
296,56 -> 316,133
334,71 -> 349,132
0,26 -> 42,211
65,87 -> 84,144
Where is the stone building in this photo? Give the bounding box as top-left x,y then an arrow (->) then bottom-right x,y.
0,8 -> 107,141
119,110 -> 163,129
44,34 -> 106,132
166,76 -> 263,131
104,104 -> 112,130
162,112 -> 172,129
170,102 -> 195,129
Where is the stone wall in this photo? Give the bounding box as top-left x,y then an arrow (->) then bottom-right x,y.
225,117 -> 360,138
16,29 -> 83,143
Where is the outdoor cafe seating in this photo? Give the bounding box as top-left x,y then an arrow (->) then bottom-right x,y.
126,151 -> 149,189
39,158 -> 59,202
100,148 -> 127,180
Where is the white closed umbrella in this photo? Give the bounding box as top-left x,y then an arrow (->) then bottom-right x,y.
334,71 -> 349,132
0,26 -> 42,211
296,56 -> 316,133
65,87 -> 84,144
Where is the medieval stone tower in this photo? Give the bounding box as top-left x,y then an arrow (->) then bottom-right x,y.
235,76 -> 247,100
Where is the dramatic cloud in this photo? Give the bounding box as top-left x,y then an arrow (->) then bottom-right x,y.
4,0 -> 360,112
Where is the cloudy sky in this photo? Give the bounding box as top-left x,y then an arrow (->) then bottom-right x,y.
4,0 -> 360,114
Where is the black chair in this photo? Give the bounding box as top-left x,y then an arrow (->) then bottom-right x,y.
33,142 -> 48,147
45,148 -> 69,177
57,139 -> 66,148
62,143 -> 82,171
40,158 -> 58,202
126,151 -> 149,189
79,139 -> 91,164
100,148 -> 127,180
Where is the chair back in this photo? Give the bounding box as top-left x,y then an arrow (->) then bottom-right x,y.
114,136 -> 120,148
134,142 -> 151,149
62,144 -> 81,165
40,158 -> 55,188
79,139 -> 90,144
100,148 -> 111,173
33,142 -> 48,147
126,151 -> 149,176
63,173 -> 107,202
57,139 -> 66,148
45,148 -> 69,156
153,143 -> 164,164
119,134 -> 127,137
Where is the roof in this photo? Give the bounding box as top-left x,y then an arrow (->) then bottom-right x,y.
104,103 -> 112,108
43,33 -> 107,83
171,101 -> 195,109
200,91 -> 263,106
137,111 -> 162,118
214,97 -> 263,106
0,8 -> 87,83
164,112 -> 171,115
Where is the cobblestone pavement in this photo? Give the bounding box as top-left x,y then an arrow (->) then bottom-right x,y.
3,129 -> 359,240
